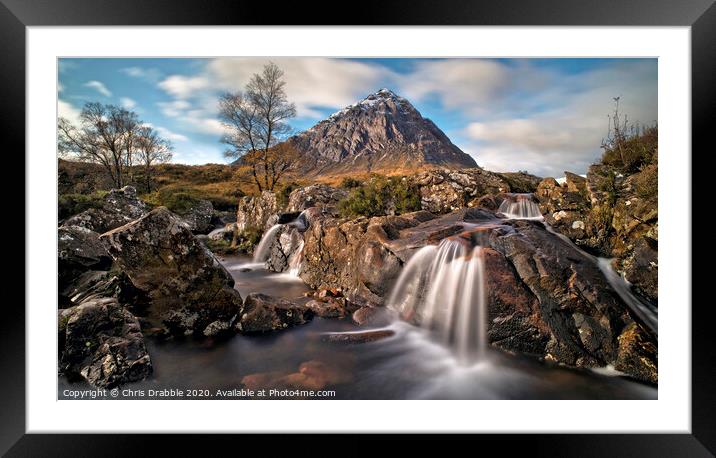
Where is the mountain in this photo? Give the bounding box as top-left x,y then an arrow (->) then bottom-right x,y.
285,88 -> 478,176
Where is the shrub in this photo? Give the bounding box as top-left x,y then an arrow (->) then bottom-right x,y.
601,126 -> 658,174
338,175 -> 421,218
339,177 -> 362,189
634,162 -> 658,201
596,169 -> 619,207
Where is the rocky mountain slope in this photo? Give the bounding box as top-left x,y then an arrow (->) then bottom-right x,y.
285,89 -> 477,176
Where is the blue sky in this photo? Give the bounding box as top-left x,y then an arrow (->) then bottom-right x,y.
58,57 -> 657,177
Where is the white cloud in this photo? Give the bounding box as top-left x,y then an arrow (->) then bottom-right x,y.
120,97 -> 137,110
121,66 -> 162,82
158,75 -> 210,99
156,126 -> 189,142
157,99 -> 192,117
83,80 -> 112,97
397,60 -> 512,115
454,60 -> 657,176
58,99 -> 82,125
207,57 -> 392,118
142,122 -> 189,143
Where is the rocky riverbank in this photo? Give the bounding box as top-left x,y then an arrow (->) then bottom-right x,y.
57,160 -> 657,390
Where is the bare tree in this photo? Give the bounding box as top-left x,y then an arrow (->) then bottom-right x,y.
602,96 -> 629,166
58,102 -> 142,188
136,125 -> 174,192
219,62 -> 297,192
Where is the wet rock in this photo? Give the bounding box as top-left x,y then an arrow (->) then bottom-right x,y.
58,225 -> 112,297
286,184 -> 348,213
482,247 -> 550,357
614,322 -> 658,384
59,297 -> 152,388
100,207 -> 243,336
482,220 -> 657,382
305,296 -> 355,318
236,293 -> 313,333
236,191 -> 279,233
320,329 -> 395,344
63,186 -> 148,233
202,319 -> 233,338
414,168 -> 511,214
242,360 -> 351,392
300,210 -> 439,305
352,306 -> 381,325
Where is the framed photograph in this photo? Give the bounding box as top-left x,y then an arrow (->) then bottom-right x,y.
5,0 -> 713,453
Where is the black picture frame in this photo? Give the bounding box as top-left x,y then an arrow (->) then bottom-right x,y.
2,0 -> 712,454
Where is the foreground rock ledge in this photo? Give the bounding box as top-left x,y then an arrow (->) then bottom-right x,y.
100,207 -> 243,336
299,207 -> 658,384
59,297 -> 152,388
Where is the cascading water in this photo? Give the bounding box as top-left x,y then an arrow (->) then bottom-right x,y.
287,240 -> 305,277
388,238 -> 488,363
252,224 -> 282,263
542,223 -> 658,335
252,211 -> 309,266
498,193 -> 542,219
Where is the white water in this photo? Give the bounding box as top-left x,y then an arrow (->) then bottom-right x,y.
388,238 -> 488,363
498,193 -> 543,219
287,240 -> 305,277
252,224 -> 282,263
597,257 -> 658,335
541,223 -> 658,335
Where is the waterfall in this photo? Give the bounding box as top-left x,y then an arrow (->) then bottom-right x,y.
252,211 -> 309,266
543,223 -> 658,335
287,240 -> 305,277
597,258 -> 658,335
388,238 -> 488,363
498,193 -> 542,219
252,224 -> 282,263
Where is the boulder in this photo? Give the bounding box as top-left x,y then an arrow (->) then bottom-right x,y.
320,329 -> 395,344
413,168 -> 511,214
286,184 -> 348,213
236,191 -> 279,233
62,186 -> 148,233
495,172 -> 543,193
236,293 -> 313,333
60,269 -> 149,311
99,207 -> 243,336
58,225 -> 112,299
300,210 -> 438,305
59,297 -> 152,388
177,198 -> 214,234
